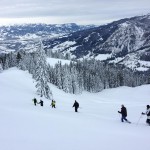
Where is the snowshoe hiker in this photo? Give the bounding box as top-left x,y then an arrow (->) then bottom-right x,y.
72,100 -> 79,112
38,100 -> 44,106
33,98 -> 37,106
118,104 -> 131,123
141,105 -> 150,126
51,100 -> 56,108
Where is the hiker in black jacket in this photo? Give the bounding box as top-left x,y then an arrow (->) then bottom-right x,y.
72,100 -> 79,112
38,100 -> 44,106
118,104 -> 131,123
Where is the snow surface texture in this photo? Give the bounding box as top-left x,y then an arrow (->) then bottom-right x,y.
0,68 -> 150,150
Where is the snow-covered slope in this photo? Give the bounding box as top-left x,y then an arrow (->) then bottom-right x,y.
0,68 -> 149,150
47,57 -> 70,67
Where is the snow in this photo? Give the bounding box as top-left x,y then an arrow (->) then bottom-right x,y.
0,67 -> 150,150
78,52 -> 94,60
19,33 -> 39,40
52,41 -> 76,52
0,45 -> 15,54
83,34 -> 91,42
19,33 -> 65,40
120,22 -> 129,27
67,46 -> 78,52
55,24 -> 62,27
139,60 -> 150,66
136,67 -> 149,71
136,60 -> 150,71
117,54 -> 150,71
134,26 -> 144,50
110,56 -> 124,63
95,54 -> 111,61
47,57 -> 71,66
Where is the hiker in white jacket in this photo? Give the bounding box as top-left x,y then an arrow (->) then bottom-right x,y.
142,105 -> 150,126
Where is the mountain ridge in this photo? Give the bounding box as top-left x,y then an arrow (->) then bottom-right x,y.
43,14 -> 150,71
0,14 -> 150,71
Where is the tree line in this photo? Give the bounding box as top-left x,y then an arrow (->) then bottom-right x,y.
0,42 -> 150,99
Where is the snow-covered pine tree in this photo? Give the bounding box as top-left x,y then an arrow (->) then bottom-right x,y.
3,52 -> 17,69
17,51 -> 28,70
34,40 -> 53,100
54,62 -> 64,89
69,62 -> 80,94
4,56 -> 9,70
61,64 -> 72,93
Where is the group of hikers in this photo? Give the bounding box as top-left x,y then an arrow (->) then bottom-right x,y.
118,104 -> 150,126
32,98 -> 150,126
33,98 -> 79,112
32,98 -> 56,108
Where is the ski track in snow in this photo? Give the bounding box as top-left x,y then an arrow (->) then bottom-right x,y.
0,67 -> 150,150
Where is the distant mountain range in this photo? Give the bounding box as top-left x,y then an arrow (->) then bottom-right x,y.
0,23 -> 96,40
0,14 -> 150,71
0,23 -> 95,53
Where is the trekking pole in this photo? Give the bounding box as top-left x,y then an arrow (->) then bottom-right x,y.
136,114 -> 142,126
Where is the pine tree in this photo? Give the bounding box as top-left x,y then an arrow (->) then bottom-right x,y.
16,52 -> 22,64
34,41 -> 53,100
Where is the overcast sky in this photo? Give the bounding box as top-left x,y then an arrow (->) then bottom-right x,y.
0,0 -> 150,25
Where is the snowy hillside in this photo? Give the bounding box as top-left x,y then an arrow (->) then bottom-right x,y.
0,67 -> 150,150
1,14 -> 150,71
44,14 -> 150,71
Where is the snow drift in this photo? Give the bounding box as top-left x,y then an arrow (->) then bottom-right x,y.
0,68 -> 150,150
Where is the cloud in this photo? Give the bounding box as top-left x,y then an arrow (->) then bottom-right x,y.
0,0 -> 150,25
